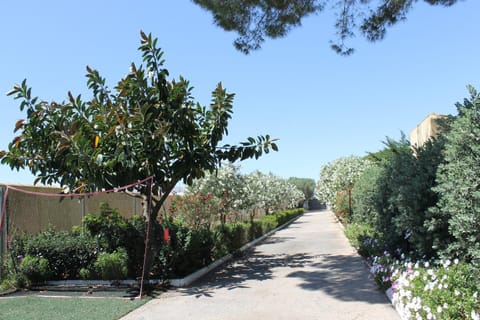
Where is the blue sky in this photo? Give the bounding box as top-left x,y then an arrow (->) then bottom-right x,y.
1,0 -> 479,185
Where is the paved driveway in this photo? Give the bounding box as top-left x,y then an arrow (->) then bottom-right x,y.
121,210 -> 399,320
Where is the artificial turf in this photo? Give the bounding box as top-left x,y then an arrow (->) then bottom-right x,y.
0,295 -> 149,320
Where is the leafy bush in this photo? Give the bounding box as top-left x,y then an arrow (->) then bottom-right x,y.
169,193 -> 223,229
334,188 -> 353,223
351,164 -> 385,227
10,229 -> 98,279
431,86 -> 480,263
344,223 -> 382,258
94,248 -> 128,280
213,222 -> 249,258
79,268 -> 92,280
18,255 -> 51,285
157,221 -> 214,278
351,135 -> 445,259
258,215 -> 277,233
274,208 -> 304,226
84,203 -> 146,277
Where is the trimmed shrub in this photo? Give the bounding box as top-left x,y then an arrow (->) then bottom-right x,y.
157,222 -> 214,278
213,222 -> 249,258
11,229 -> 98,280
18,255 -> 51,285
94,248 -> 128,280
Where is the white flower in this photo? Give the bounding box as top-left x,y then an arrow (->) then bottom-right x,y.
437,306 -> 443,313
455,290 -> 461,296
474,292 -> 478,299
471,310 -> 480,320
454,258 -> 459,265
425,261 -> 430,268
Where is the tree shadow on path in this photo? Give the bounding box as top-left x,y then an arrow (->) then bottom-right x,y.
178,250 -> 313,298
177,250 -> 388,305
287,254 -> 389,304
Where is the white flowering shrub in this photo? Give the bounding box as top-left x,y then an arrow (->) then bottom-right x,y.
316,156 -> 373,214
188,162 -> 245,221
186,164 -> 304,222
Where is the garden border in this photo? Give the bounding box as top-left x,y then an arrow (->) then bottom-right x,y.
41,212 -> 304,289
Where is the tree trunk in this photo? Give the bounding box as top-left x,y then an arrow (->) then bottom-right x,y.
140,183 -> 174,282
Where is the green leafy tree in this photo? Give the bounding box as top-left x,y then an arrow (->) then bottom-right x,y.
353,135 -> 446,258
0,31 -> 277,277
192,0 -> 460,55
431,86 -> 480,264
288,177 -> 315,202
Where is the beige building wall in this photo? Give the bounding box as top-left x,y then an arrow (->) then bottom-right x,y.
409,113 -> 447,147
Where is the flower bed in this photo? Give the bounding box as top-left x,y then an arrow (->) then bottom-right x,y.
369,253 -> 480,320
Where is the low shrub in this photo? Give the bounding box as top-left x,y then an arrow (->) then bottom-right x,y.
213,222 -> 249,258
94,248 -> 128,280
10,229 -> 98,279
18,255 -> 51,285
274,208 -> 304,226
344,223 -> 382,258
248,220 -> 263,240
258,215 -> 277,234
157,222 -> 214,278
84,203 -> 146,277
79,268 -> 92,280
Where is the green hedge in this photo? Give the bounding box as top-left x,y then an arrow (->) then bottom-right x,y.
10,229 -> 99,280
3,207 -> 304,285
158,208 -> 304,278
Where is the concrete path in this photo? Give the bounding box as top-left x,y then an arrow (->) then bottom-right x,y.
121,210 -> 399,320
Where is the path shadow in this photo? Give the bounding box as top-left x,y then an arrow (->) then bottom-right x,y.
258,236 -> 295,245
178,250 -> 313,298
287,254 -> 389,304
178,251 -> 389,305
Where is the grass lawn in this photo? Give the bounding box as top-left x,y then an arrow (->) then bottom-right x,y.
0,296 -> 150,320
